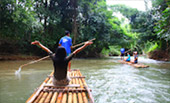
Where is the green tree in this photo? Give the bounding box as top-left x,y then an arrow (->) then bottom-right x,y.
152,0 -> 170,51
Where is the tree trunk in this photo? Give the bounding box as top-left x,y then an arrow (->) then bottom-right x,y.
44,0 -> 48,33
72,0 -> 78,45
73,14 -> 77,44
166,41 -> 169,55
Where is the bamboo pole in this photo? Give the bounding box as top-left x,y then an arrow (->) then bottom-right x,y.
72,72 -> 78,103
78,70 -> 94,103
77,71 -> 88,103
50,92 -> 58,103
15,55 -> 50,74
118,60 -> 149,68
27,70 -> 93,103
44,92 -> 53,103
33,91 -> 44,103
72,38 -> 96,49
56,92 -> 63,103
28,82 -> 46,103
61,92 -> 67,103
68,71 -> 73,103
61,71 -> 70,103
39,76 -> 53,103
79,78 -> 88,103
39,92 -> 49,103
75,71 -> 83,103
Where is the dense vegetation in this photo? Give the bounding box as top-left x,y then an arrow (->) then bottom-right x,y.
0,0 -> 169,60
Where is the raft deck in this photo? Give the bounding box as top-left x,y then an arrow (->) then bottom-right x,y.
26,69 -> 94,103
118,60 -> 149,68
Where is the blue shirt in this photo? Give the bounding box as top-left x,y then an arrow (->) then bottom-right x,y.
127,54 -> 131,61
120,48 -> 125,53
59,36 -> 72,55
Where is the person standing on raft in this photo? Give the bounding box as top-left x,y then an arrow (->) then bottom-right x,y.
59,31 -> 72,71
31,41 -> 93,86
120,48 -> 125,60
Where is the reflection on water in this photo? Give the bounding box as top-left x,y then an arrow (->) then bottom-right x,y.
0,57 -> 170,103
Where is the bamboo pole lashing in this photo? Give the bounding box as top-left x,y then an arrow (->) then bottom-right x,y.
43,88 -> 92,92
27,70 -> 93,103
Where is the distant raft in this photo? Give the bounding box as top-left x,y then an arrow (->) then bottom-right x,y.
118,60 -> 149,68
26,69 -> 94,103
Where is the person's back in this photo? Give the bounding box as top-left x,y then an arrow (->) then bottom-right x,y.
126,54 -> 131,62
31,40 -> 93,86
124,52 -> 130,62
49,46 -> 74,85
59,31 -> 72,56
59,36 -> 72,55
120,48 -> 125,54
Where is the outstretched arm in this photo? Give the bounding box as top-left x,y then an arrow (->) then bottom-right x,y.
73,41 -> 93,54
31,41 -> 52,54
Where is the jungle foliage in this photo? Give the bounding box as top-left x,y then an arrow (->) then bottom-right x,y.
0,0 -> 169,57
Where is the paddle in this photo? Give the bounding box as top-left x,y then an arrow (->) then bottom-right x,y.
124,49 -> 131,54
72,38 -> 96,49
15,38 -> 96,74
15,55 -> 50,75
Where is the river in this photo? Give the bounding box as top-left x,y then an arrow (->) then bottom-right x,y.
0,57 -> 170,103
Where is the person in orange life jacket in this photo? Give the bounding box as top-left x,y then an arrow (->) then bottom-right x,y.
59,31 -> 72,71
131,51 -> 138,64
31,41 -> 93,86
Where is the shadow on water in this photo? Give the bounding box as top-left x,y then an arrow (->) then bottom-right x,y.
0,57 -> 170,103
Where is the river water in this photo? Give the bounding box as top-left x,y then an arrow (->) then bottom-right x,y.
0,57 -> 170,103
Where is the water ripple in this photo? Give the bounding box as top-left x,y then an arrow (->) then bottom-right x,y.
85,63 -> 170,103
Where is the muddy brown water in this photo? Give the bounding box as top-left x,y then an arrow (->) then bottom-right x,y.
0,57 -> 170,103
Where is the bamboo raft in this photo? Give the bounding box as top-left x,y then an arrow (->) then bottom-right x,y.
118,60 -> 149,68
26,69 -> 94,103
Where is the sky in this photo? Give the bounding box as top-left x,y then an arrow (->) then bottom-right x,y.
106,0 -> 152,11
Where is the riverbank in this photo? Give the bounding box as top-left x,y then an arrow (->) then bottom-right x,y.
148,50 -> 170,61
0,54 -> 41,61
0,51 -> 169,61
